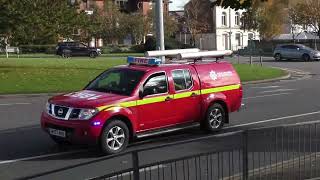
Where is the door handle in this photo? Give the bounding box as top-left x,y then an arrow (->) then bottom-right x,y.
190,93 -> 197,97
165,96 -> 173,101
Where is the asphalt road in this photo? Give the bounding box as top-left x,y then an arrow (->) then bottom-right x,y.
1,57 -> 320,179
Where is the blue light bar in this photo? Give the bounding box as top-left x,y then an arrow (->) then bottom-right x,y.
127,56 -> 162,65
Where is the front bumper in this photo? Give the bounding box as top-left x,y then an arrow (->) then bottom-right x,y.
41,112 -> 103,145
313,56 -> 320,60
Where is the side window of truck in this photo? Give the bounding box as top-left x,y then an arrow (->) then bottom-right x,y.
172,69 -> 193,91
143,72 -> 168,96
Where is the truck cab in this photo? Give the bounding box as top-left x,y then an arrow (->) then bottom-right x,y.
41,50 -> 243,154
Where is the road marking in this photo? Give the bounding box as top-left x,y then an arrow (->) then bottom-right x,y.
0,103 -> 31,106
0,150 -> 87,165
226,111 -> 320,129
259,89 -> 296,94
250,86 -> 280,89
243,93 -> 291,100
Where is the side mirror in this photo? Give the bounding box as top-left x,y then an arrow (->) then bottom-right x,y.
139,89 -> 144,99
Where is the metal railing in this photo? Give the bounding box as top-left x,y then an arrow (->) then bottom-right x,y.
24,121 -> 320,180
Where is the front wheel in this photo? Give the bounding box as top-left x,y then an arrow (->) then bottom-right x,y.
100,120 -> 129,154
202,103 -> 226,132
302,54 -> 310,61
274,53 -> 282,61
89,52 -> 97,58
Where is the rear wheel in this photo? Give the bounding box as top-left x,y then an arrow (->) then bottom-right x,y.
100,120 -> 129,154
274,53 -> 282,61
89,52 -> 97,58
62,51 -> 71,58
302,54 -> 310,61
202,103 -> 226,132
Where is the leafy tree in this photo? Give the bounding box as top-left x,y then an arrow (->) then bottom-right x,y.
212,0 -> 270,9
0,0 -> 89,46
289,0 -> 320,39
241,0 -> 286,39
185,0 -> 211,46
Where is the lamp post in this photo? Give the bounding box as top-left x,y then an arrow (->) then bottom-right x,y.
155,0 -> 165,62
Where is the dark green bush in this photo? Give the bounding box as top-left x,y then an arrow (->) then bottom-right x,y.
19,45 -> 56,54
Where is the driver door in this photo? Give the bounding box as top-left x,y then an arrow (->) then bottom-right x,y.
136,72 -> 176,131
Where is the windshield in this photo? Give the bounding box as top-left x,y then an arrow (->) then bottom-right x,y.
85,68 -> 145,96
300,45 -> 314,51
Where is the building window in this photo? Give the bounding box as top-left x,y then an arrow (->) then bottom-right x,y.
222,12 -> 227,26
248,33 -> 254,40
235,12 -> 240,26
115,0 -> 128,9
235,33 -> 241,46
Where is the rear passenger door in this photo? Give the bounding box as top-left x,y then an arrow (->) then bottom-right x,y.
170,68 -> 201,124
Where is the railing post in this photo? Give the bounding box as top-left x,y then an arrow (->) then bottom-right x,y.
132,151 -> 140,180
242,130 -> 249,180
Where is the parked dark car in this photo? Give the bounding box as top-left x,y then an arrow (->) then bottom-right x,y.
56,42 -> 101,58
273,44 -> 320,61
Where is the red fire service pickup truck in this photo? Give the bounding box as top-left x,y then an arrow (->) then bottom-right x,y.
41,49 -> 243,154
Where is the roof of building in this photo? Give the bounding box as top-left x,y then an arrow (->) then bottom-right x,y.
273,32 -> 319,40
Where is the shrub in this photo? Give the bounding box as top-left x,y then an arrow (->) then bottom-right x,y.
19,45 -> 56,54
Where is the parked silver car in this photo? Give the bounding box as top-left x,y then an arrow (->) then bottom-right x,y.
273,44 -> 320,61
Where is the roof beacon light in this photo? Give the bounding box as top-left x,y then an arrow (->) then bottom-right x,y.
177,50 -> 233,60
127,56 -> 162,65
145,48 -> 200,57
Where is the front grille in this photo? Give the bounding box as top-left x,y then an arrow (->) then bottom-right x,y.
54,105 -> 69,119
47,104 -> 72,120
70,109 -> 81,119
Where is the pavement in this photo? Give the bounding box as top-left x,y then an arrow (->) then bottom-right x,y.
1,56 -> 320,179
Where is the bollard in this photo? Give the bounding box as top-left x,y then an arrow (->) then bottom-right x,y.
260,55 -> 263,66
249,56 -> 252,65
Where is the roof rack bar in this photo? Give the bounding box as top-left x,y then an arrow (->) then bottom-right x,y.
145,48 -> 200,57
177,50 -> 233,60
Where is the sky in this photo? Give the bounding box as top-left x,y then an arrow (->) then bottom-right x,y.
169,0 -> 190,11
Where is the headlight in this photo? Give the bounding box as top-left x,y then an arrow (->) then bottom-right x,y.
45,102 -> 51,114
78,108 -> 99,120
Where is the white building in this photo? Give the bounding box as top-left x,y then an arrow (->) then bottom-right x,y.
213,6 -> 260,51
176,3 -> 260,51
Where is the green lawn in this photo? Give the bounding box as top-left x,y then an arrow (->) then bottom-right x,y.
233,64 -> 287,82
0,53 -> 144,58
0,57 -> 286,94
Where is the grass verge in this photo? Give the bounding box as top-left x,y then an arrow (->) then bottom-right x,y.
0,58 -> 286,94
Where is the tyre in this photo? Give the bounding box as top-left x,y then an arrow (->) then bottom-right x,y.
302,54 -> 310,61
62,51 -> 71,58
274,53 -> 282,61
100,120 -> 129,154
89,52 -> 97,58
202,103 -> 226,132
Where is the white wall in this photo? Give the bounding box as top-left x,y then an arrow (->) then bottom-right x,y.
214,6 -> 259,51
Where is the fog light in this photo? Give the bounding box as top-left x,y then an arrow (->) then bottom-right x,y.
92,121 -> 101,126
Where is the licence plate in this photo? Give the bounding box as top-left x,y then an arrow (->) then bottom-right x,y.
49,128 -> 66,138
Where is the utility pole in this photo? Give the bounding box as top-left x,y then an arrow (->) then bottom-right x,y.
155,0 -> 165,62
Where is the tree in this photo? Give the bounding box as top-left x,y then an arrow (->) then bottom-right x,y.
212,0 -> 270,10
122,13 -> 145,44
241,0 -> 286,39
288,4 -> 307,43
185,0 -> 211,46
0,0 -> 90,46
290,0 -> 320,40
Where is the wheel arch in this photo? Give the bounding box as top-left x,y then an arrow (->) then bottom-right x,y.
103,115 -> 135,142
208,100 -> 229,124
